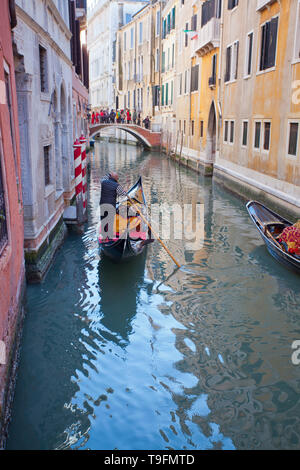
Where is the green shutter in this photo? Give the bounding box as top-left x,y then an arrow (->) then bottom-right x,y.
162,84 -> 165,106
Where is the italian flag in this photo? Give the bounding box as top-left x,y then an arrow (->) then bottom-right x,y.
183,29 -> 198,40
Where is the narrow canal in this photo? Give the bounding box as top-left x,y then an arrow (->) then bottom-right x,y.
7,141 -> 300,450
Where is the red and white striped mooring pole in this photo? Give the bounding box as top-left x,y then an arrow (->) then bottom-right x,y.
73,138 -> 85,224
80,134 -> 87,221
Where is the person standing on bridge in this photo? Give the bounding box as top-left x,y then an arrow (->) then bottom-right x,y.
126,109 -> 131,124
133,109 -> 137,124
91,112 -> 95,125
110,109 -> 116,123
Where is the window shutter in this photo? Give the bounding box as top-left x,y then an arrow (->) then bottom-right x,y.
268,16 -> 278,68
260,23 -> 267,71
235,41 -> 239,79
225,46 -> 231,81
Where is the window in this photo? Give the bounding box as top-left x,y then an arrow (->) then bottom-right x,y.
170,81 -> 173,105
0,140 -> 8,255
191,14 -> 197,32
44,145 -> 51,186
124,32 -> 127,51
171,7 -> 176,29
153,85 -> 160,106
184,69 -> 189,94
130,27 -> 134,49
200,120 -> 204,137
202,0 -> 217,27
224,120 -> 229,142
156,10 -> 160,36
228,0 -> 238,9
254,121 -> 262,149
39,45 -> 48,93
185,23 -> 188,47
161,84 -> 165,106
294,1 -> 300,60
139,22 -> 143,44
230,121 -> 234,143
165,82 -> 169,105
128,91 -> 130,108
225,41 -> 239,82
242,121 -> 248,147
191,120 -> 194,136
288,122 -> 299,157
4,68 -> 17,164
263,122 -> 271,152
209,54 -> 217,86
179,73 -> 183,95
163,19 -> 166,39
245,32 -> 253,77
172,43 -> 175,68
259,17 -> 278,71
125,13 -> 131,24
184,120 -> 186,134
155,49 -> 160,72
162,51 -> 165,73
191,65 -> 199,92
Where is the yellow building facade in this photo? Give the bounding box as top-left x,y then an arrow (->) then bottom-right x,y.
216,0 -> 300,214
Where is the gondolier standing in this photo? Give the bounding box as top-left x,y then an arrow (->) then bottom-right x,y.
100,172 -> 127,239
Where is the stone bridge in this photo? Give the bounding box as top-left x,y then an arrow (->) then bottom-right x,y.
89,123 -> 161,150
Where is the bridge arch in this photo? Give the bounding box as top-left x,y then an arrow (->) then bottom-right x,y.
89,124 -> 155,149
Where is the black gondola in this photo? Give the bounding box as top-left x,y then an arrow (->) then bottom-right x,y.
246,200 -> 300,274
98,176 -> 153,262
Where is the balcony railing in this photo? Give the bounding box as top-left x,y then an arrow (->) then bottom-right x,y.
191,17 -> 221,57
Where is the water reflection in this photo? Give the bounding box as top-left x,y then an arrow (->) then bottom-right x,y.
7,141 -> 300,450
98,253 -> 146,347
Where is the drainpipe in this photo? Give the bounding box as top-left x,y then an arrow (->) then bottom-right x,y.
217,2 -> 224,155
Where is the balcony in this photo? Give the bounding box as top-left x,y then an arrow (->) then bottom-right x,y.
256,0 -> 277,11
191,17 -> 221,57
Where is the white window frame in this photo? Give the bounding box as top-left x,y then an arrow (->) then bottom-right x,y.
244,31 -> 254,79
287,120 -> 300,159
225,40 -> 239,84
257,14 -> 279,76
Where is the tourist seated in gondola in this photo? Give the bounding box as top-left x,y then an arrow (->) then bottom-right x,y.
100,172 -> 127,240
278,220 -> 300,256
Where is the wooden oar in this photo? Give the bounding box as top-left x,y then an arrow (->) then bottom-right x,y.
127,196 -> 181,269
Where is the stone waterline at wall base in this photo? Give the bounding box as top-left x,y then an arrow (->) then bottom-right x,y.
0,272 -> 26,449
24,219 -> 68,283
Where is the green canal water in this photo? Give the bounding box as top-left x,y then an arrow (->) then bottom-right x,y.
7,142 -> 300,450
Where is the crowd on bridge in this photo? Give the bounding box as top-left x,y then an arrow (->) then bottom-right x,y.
89,109 -> 151,129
